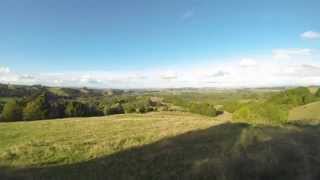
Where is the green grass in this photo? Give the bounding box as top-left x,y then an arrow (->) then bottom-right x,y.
1,112 -> 320,180
0,112 -> 221,168
289,101 -> 320,121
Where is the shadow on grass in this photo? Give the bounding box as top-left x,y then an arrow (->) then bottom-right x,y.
1,122 -> 320,180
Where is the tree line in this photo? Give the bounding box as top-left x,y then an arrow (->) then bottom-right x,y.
163,95 -> 218,117
0,91 -> 163,122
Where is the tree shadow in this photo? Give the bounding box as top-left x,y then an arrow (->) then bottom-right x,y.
1,122 -> 320,180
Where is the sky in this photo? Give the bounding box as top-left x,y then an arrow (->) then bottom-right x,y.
0,0 -> 320,88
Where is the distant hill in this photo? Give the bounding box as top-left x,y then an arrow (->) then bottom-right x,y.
0,83 -> 127,99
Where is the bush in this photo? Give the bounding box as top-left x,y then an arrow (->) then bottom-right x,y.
137,106 -> 146,113
1,100 -> 23,122
104,103 -> 125,115
123,103 -> 137,113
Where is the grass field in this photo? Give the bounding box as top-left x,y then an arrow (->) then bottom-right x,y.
1,112 -> 320,180
289,101 -> 320,121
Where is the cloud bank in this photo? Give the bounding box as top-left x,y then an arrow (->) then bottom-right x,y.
1,48 -> 320,89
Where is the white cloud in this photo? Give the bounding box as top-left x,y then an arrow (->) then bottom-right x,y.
301,31 -> 320,40
239,58 -> 257,67
160,70 -> 178,80
272,48 -> 312,60
0,66 -> 10,74
1,48 -> 320,88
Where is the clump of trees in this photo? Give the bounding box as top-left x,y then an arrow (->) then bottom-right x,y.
0,92 -> 103,122
163,96 -> 218,117
64,101 -> 101,117
268,87 -> 315,108
233,102 -> 288,124
190,103 -> 217,117
1,100 -> 23,122
122,97 -> 156,114
0,91 -> 165,122
233,87 -> 316,124
104,103 -> 125,115
23,92 -> 51,120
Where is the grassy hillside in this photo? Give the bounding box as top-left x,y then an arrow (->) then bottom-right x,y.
308,86 -> 319,94
1,112 -> 320,180
289,101 -> 320,121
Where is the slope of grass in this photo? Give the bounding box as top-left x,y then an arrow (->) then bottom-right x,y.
1,112 -> 320,180
289,101 -> 320,121
308,86 -> 319,94
0,112 -> 221,168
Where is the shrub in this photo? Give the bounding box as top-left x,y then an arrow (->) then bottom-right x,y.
137,106 -> 146,113
104,103 -> 125,115
1,100 -> 23,122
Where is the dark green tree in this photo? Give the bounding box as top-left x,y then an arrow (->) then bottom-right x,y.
48,102 -> 66,119
65,101 -> 88,117
104,103 -> 125,115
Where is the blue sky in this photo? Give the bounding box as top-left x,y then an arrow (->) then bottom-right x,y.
0,0 -> 320,88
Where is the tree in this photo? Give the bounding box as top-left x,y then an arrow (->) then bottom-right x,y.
48,102 -> 66,119
137,106 -> 146,113
0,102 -> 5,114
23,93 -> 50,121
315,88 -> 320,98
104,103 -> 125,115
65,101 -> 87,117
123,103 -> 137,113
1,100 -> 23,122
